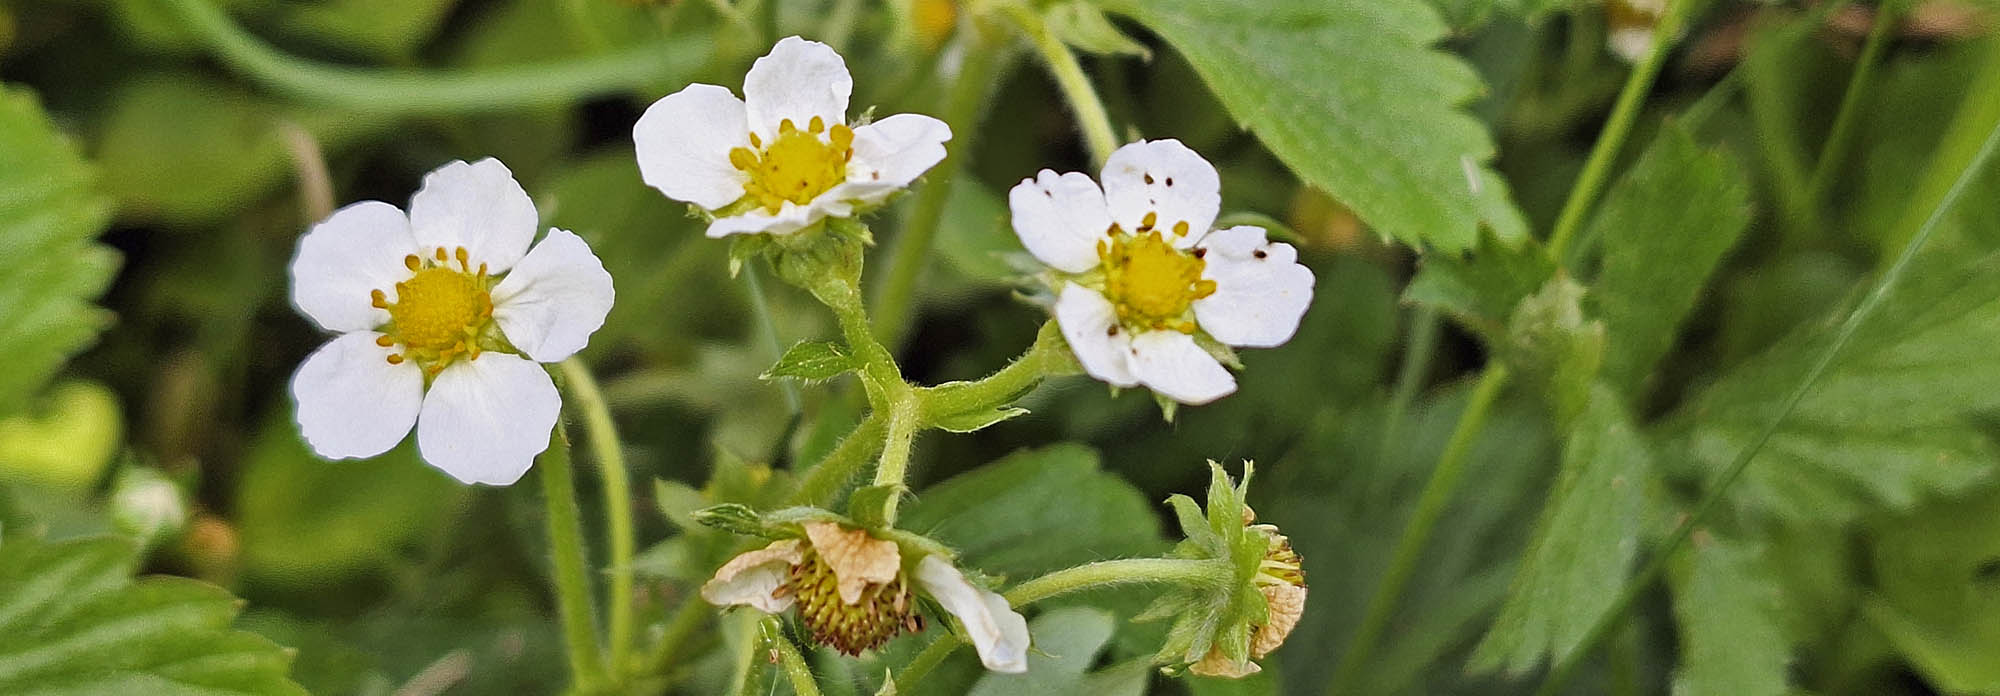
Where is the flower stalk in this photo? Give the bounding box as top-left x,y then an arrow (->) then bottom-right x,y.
1005,3 -> 1120,166
537,421 -> 607,691
559,358 -> 637,674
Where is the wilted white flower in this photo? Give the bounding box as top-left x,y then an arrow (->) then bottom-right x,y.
633,36 -> 952,238
288,158 -> 614,485
1009,140 -> 1315,405
702,521 -> 1029,673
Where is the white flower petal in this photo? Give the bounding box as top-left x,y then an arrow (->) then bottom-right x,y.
705,201 -> 821,238
701,540 -> 805,613
1008,170 -> 1111,273
292,331 -> 422,459
634,84 -> 753,211
1193,226 -> 1316,348
846,113 -> 951,191
407,158 -> 539,273
415,354 -> 559,485
1053,283 -> 1138,388
491,229 -> 615,363
1129,330 -> 1236,405
290,201 -> 419,333
743,36 -> 853,140
914,556 -> 1029,674
1100,139 -> 1220,249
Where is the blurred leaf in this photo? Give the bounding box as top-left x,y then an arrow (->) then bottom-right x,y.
0,535 -> 307,694
0,381 -> 122,488
967,607 -> 1115,696
1589,124 -> 1752,396
1504,277 -> 1604,428
277,0 -> 457,60
1406,230 -> 1555,344
1472,386 -> 1652,674
761,341 -> 858,383
0,85 -> 117,418
1662,160 -> 2000,524
1865,485 -> 2000,694
1046,1 -> 1150,58
235,414 -> 461,588
91,75 -> 382,225
1098,0 -> 1527,252
900,444 -> 1163,580
1669,536 -> 1790,696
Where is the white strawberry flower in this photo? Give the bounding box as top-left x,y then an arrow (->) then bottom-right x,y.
632,36 -> 952,238
1008,140 -> 1315,405
288,158 -> 614,486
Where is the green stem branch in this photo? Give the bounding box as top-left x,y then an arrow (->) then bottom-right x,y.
1007,4 -> 1119,165
1003,558 -> 1230,607
560,359 -> 636,676
872,23 -> 1012,349
917,321 -> 1071,418
1546,0 -> 1693,260
787,413 -> 891,507
1534,51 -> 2000,696
155,0 -> 704,115
1328,366 -> 1510,695
538,421 -> 607,691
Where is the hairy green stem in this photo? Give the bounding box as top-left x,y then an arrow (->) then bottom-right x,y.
538,421 -> 607,691
1003,557 -> 1231,607
787,413 -> 891,507
1006,4 -> 1119,165
762,617 -> 823,696
917,321 -> 1070,418
1546,0 -> 1693,260
1805,2 -> 1898,206
872,24 -> 1011,349
559,360 -> 636,676
155,0 -> 704,115
1533,54 -> 2000,696
1328,366 -> 1510,694
871,393 -> 923,523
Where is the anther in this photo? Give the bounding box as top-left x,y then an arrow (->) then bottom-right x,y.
1173,221 -> 1190,237
1144,174 -> 1155,184
809,116 -> 825,133
371,289 -> 389,309
375,335 -> 395,347
749,132 -> 763,148
386,354 -> 405,365
779,118 -> 797,133
729,147 -> 758,171
404,255 -> 421,271
1141,212 -> 1158,231
434,247 -> 448,262
455,247 -> 470,271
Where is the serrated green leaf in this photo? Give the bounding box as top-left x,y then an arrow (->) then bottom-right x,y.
0,86 -> 117,418
1669,537 -> 1790,696
0,536 -> 306,695
930,406 -> 1029,434
1589,125 -> 1753,396
1097,0 -> 1526,251
761,340 -> 858,382
899,444 -> 1163,579
1662,157 -> 2000,524
1405,230 -> 1556,344
1472,386 -> 1652,674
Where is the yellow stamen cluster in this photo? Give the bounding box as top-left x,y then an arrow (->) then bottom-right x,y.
372,246 -> 494,375
729,116 -> 855,215
1098,215 -> 1215,333
785,546 -> 920,655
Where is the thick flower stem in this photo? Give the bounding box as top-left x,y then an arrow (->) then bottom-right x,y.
787,413 -> 891,507
1006,4 -> 1120,166
559,359 -> 637,675
537,421 -> 608,692
916,321 -> 1071,416
871,393 -> 923,523
1003,558 -> 1232,607
761,617 -> 824,696
1328,365 -> 1510,695
156,0 -> 705,116
872,21 -> 1012,349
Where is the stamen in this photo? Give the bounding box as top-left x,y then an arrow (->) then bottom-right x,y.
386,354 -> 405,365
730,147 -> 758,171
434,247 -> 447,262
404,255 -> 421,271
1173,221 -> 1191,237
809,116 -> 825,133
779,118 -> 797,133
375,335 -> 395,347
1140,212 -> 1158,231
371,289 -> 389,309
748,132 -> 763,148
455,247 -> 470,272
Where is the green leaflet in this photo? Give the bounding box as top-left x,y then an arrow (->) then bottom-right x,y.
0,86 -> 117,419
1589,125 -> 1753,396
1669,537 -> 1791,696
1471,386 -> 1652,674
762,341 -> 860,383
1095,0 -> 1527,252
0,535 -> 307,695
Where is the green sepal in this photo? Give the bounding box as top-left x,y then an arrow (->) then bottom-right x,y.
930,406 -> 1030,433
760,340 -> 858,383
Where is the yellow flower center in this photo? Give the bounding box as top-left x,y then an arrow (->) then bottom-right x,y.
730,116 -> 855,215
371,247 -> 494,375
1099,220 -> 1215,333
